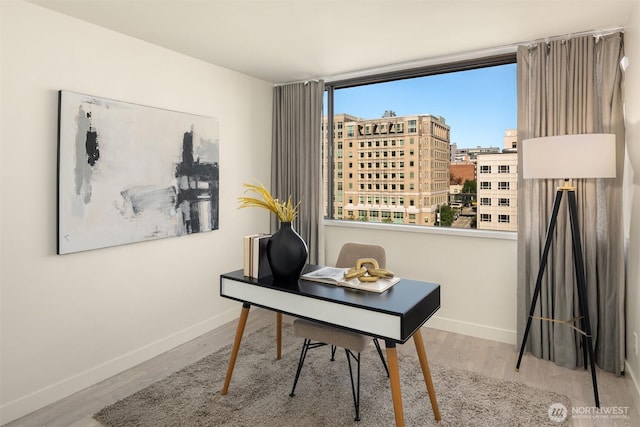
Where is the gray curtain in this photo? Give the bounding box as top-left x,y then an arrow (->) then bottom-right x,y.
271,81 -> 325,264
516,33 -> 626,374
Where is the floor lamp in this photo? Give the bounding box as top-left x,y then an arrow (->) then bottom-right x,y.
516,133 -> 617,409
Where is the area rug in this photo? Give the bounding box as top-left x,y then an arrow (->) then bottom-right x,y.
94,324 -> 571,426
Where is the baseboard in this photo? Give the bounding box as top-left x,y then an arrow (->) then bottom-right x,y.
0,307 -> 242,426
625,360 -> 640,415
427,315 -> 517,345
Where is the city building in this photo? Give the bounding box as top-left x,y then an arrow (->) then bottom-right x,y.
450,162 -> 475,184
324,113 -> 450,225
504,128 -> 518,150
476,151 -> 518,231
452,145 -> 501,163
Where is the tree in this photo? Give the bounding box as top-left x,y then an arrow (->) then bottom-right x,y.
438,204 -> 455,227
462,179 -> 476,194
461,179 -> 477,204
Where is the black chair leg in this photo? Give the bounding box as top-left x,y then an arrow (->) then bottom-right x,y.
290,339 -> 311,397
345,349 -> 362,422
373,338 -> 389,377
290,340 -> 327,397
291,340 -> 367,421
331,344 -> 337,361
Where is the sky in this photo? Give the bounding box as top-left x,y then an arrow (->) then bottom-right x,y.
330,63 -> 517,149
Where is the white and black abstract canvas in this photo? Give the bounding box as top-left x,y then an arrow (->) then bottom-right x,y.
57,91 -> 219,254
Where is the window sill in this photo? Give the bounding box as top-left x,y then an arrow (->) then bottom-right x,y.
323,219 -> 517,241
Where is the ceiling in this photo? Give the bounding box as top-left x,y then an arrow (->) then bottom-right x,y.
29,0 -> 637,83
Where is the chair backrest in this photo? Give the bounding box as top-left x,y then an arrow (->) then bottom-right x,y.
335,242 -> 386,269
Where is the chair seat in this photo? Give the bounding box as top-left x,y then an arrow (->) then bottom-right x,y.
293,318 -> 371,353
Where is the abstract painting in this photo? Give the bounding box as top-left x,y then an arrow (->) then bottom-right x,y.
57,91 -> 219,254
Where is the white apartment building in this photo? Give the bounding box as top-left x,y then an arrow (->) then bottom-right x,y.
476,152 -> 518,232
504,128 -> 518,150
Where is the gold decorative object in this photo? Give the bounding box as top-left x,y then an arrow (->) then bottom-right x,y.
344,258 -> 394,282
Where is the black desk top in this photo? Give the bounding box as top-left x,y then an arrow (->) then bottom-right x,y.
221,264 -> 440,343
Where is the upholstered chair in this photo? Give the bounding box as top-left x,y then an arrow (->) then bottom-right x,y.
289,242 -> 390,421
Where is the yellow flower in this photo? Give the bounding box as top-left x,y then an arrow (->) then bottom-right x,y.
238,180 -> 300,222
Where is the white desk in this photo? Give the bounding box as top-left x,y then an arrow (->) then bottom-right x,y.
219,265 -> 441,426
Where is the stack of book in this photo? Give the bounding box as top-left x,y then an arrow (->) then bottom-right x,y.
243,233 -> 272,278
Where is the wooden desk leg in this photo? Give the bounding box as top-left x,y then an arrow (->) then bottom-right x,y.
276,312 -> 282,360
385,341 -> 405,427
221,303 -> 250,395
413,329 -> 441,421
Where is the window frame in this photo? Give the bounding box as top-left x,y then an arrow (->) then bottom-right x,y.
498,214 -> 510,223
324,52 -> 516,234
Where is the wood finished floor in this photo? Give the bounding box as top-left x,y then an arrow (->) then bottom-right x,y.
6,308 -> 639,427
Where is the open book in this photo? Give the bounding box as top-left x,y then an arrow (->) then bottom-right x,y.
300,266 -> 401,293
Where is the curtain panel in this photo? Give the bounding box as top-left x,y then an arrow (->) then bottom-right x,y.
516,33 -> 625,374
271,81 -> 325,264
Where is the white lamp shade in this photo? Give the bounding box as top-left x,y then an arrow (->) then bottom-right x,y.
521,134 -> 616,179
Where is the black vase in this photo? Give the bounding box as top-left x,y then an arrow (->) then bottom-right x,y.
266,222 -> 308,284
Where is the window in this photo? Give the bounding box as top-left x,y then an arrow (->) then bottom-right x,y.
498,214 -> 510,223
498,182 -> 510,190
498,198 -> 510,206
480,214 -> 492,222
323,54 -> 516,231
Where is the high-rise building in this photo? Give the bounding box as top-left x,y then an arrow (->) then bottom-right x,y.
324,113 -> 450,226
476,130 -> 518,232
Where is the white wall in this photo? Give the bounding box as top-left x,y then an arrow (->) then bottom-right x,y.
324,222 -> 518,344
0,1 -> 273,423
623,0 -> 640,408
